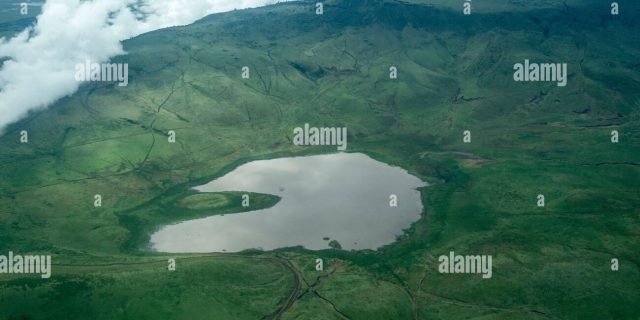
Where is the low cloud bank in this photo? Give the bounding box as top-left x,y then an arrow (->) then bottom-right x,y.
0,0 -> 287,132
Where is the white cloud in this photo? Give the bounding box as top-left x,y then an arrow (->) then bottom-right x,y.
0,0 -> 288,132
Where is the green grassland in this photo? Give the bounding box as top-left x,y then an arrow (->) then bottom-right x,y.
0,254 -> 294,320
0,0 -> 639,319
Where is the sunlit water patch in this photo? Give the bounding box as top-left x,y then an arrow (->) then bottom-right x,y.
151,153 -> 426,253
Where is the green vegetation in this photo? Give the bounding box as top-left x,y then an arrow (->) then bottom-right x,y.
328,240 -> 342,250
0,255 -> 293,320
179,192 -> 279,211
0,0 -> 639,319
179,193 -> 231,209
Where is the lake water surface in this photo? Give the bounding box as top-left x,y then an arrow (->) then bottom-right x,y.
151,153 -> 426,253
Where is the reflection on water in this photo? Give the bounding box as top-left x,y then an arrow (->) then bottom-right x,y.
151,153 -> 426,253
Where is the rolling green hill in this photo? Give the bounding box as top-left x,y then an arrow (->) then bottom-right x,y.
1,0 -> 639,319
